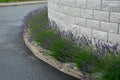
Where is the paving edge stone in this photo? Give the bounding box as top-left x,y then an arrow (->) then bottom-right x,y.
0,0 -> 47,7
23,32 -> 82,80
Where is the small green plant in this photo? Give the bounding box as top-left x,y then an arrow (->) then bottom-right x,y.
0,0 -> 33,2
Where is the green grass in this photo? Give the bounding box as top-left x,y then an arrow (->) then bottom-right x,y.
24,8 -> 120,80
0,0 -> 36,2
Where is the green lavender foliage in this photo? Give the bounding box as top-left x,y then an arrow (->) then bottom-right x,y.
0,0 -> 33,2
23,8 -> 120,80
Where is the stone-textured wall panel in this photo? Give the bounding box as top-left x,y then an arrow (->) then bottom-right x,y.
72,8 -> 81,17
108,33 -> 120,44
59,20 -> 71,31
76,17 -> 86,27
64,15 -> 76,24
48,0 -> 59,4
119,24 -> 120,34
110,12 -> 120,23
62,7 -> 81,17
92,30 -> 108,41
94,10 -> 110,21
81,9 -> 93,19
79,27 -> 92,38
101,21 -> 119,34
102,0 -> 120,12
87,0 -> 102,10
76,0 -> 86,8
59,0 -> 75,7
48,0 -> 120,44
87,19 -> 100,30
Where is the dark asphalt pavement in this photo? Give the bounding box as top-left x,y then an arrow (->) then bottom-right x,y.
0,3 -> 79,80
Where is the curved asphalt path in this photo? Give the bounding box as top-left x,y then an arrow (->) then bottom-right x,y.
0,3 -> 79,80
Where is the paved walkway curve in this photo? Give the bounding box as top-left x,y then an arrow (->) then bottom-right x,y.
0,3 -> 79,80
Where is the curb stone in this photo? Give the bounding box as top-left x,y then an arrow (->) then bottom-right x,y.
0,0 -> 47,7
23,32 -> 83,80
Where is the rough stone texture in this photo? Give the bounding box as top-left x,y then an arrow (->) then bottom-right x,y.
102,0 -> 120,12
101,21 -> 119,34
119,24 -> 120,34
48,0 -> 120,44
87,0 -> 102,10
81,9 -> 93,19
76,17 -> 86,27
92,30 -> 108,41
108,33 -> 120,44
79,27 -> 92,38
76,0 -> 86,8
59,0 -> 75,7
110,12 -> 120,23
87,19 -> 100,30
94,10 -> 109,21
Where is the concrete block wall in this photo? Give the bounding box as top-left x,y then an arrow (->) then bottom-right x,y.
48,0 -> 120,44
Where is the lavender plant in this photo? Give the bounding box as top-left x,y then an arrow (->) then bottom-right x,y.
23,8 -> 120,80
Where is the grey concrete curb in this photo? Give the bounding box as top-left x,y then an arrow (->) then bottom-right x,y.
23,32 -> 82,80
0,0 -> 47,7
